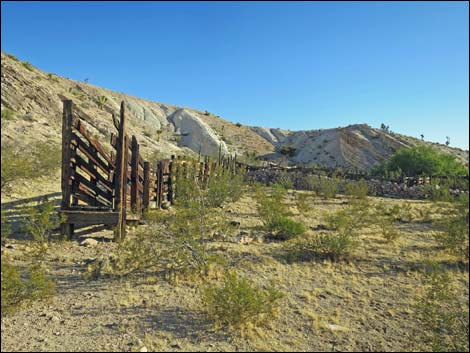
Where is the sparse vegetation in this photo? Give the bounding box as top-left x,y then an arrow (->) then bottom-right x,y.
1,107 -> 15,122
433,194 -> 469,261
96,95 -> 108,109
256,185 -> 305,239
201,270 -> 284,330
415,262 -> 469,351
1,140 -> 61,192
21,61 -> 34,71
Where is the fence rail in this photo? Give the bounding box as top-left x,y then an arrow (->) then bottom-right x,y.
59,99 -> 243,240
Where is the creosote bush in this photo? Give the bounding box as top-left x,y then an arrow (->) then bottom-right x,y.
86,168 -> 246,282
201,270 -> 284,330
432,194 -> 469,261
415,262 -> 469,351
318,176 -> 339,198
1,259 -> 56,316
344,179 -> 369,199
256,185 -> 305,239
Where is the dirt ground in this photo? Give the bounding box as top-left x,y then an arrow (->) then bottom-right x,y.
1,187 -> 468,352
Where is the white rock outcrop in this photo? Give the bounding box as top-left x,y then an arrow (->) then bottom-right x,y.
168,109 -> 228,157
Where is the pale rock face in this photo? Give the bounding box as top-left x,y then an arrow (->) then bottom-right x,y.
168,109 -> 229,157
250,126 -> 289,146
124,98 -> 168,129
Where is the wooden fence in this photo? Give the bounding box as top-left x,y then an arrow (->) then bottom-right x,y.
59,99 -> 244,240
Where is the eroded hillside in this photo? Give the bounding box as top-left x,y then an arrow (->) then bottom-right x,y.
1,51 -> 468,170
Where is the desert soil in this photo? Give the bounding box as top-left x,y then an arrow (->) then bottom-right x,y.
1,187 -> 468,352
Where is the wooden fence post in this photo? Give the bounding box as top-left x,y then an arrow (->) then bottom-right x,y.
143,161 -> 150,211
60,100 -> 74,239
168,156 -> 175,204
114,101 -> 127,241
130,135 -> 139,212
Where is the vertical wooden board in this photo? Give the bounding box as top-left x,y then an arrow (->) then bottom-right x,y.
143,161 -> 150,210
130,135 -> 139,211
61,100 -> 74,239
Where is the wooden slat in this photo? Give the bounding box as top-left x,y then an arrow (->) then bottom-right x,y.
61,100 -> 74,238
74,119 -> 114,166
73,180 -> 111,208
71,133 -> 111,175
72,171 -> 113,202
71,154 -> 114,192
60,210 -> 119,226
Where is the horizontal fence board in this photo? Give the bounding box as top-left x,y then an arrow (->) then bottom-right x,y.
71,155 -> 114,192
60,210 -> 119,226
73,119 -> 114,166
71,172 -> 113,202
71,134 -> 112,175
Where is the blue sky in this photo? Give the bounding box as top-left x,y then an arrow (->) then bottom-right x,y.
2,1 -> 469,149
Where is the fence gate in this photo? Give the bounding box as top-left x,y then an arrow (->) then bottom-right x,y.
59,100 -> 150,240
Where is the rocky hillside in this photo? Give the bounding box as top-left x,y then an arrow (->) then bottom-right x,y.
1,51 -> 468,170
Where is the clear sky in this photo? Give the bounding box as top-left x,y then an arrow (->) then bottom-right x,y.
2,1 -> 469,149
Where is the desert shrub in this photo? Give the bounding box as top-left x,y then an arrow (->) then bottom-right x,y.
415,262 -> 469,351
1,107 -> 15,122
271,216 -> 305,240
256,185 -> 304,239
309,232 -> 358,261
374,145 -> 468,177
1,140 -> 61,192
372,202 -> 401,242
205,168 -> 245,208
344,179 -> 369,199
22,200 -> 64,242
423,179 -> 452,202
279,145 -> 296,157
295,192 -> 311,216
318,176 -> 339,198
201,270 -> 284,330
21,61 -> 34,71
1,259 -> 56,316
235,122 -> 242,127
433,194 -> 469,261
274,172 -> 293,189
87,169 -> 239,281
293,199 -> 374,260
96,95 -> 108,109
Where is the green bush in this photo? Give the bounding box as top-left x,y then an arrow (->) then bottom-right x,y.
295,192 -> 311,216
415,262 -> 469,351
318,176 -> 339,198
344,179 -> 369,199
21,61 -> 34,71
256,185 -> 305,239
1,107 -> 15,122
22,200 -> 64,242
201,270 -> 284,329
1,259 -> 55,316
373,203 -> 401,242
374,145 -> 468,177
271,216 -> 305,240
433,195 -> 469,261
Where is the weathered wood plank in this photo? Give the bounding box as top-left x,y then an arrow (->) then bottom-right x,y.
73,119 -> 114,166
130,135 -> 140,211
61,100 -> 74,238
71,171 -> 113,202
59,210 -> 119,226
71,154 -> 114,192
114,102 -> 127,240
71,133 -> 111,175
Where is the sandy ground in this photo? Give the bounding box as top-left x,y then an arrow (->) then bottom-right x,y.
1,189 -> 468,352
